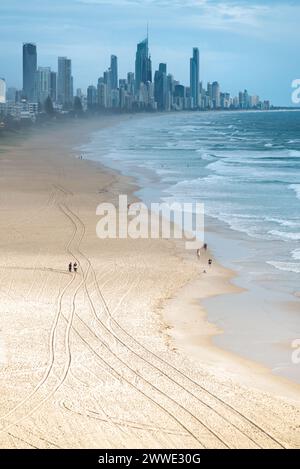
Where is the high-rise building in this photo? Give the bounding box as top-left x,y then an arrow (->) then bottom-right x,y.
154,63 -> 167,111
87,85 -> 97,109
103,69 -> 112,107
207,82 -> 213,98
190,47 -> 199,109
127,72 -> 135,95
23,43 -> 37,101
243,89 -> 249,109
250,95 -> 260,108
135,38 -> 152,92
97,81 -> 108,108
57,57 -> 73,108
110,55 -> 118,90
239,91 -> 244,109
36,67 -> 51,105
50,72 -> 57,102
103,69 -> 112,89
0,78 -> 6,104
212,81 -> 220,108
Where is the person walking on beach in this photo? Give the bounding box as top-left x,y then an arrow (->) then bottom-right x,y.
208,258 -> 212,267
68,262 -> 72,273
204,243 -> 208,251
197,249 -> 201,259
73,262 -> 78,273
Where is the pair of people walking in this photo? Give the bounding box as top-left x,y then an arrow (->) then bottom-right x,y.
68,262 -> 78,273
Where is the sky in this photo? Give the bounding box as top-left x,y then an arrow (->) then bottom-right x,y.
0,0 -> 299,106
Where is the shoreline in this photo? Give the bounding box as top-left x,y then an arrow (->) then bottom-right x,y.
79,113 -> 300,389
46,113 -> 300,393
0,115 -> 299,448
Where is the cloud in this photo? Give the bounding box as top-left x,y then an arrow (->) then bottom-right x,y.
75,0 -> 270,33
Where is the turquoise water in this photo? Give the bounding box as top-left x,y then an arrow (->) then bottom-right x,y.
82,111 -> 300,383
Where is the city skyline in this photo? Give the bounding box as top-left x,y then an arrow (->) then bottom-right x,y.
0,0 -> 299,106
0,36 -> 283,109
1,37 -> 271,118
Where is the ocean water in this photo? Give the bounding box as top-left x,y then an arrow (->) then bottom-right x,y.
81,111 -> 300,383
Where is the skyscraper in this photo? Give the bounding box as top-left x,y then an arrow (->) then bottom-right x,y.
0,78 -> 6,104
110,55 -> 118,90
135,38 -> 152,92
23,43 -> 37,101
36,67 -> 51,105
87,85 -> 97,109
190,47 -> 199,109
212,81 -> 220,108
57,57 -> 73,108
154,63 -> 167,111
50,71 -> 57,103
127,72 -> 135,95
97,80 -> 108,108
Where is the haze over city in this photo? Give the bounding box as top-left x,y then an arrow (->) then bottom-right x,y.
1,0 -> 299,106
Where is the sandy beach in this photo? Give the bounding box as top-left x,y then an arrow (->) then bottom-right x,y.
0,116 -> 299,449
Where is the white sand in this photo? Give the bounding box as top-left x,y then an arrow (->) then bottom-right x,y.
0,117 -> 299,449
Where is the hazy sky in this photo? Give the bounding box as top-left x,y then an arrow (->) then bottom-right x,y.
1,0 -> 299,105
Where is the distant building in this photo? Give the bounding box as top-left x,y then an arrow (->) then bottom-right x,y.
127,72 -> 135,95
36,67 -> 51,105
111,89 -> 120,108
2,100 -> 38,121
87,85 -> 97,109
103,69 -> 112,107
135,38 -> 152,92
0,78 -> 6,104
57,57 -> 73,108
23,43 -> 37,101
212,81 -> 220,109
243,89 -> 249,109
250,95 -> 260,108
190,47 -> 200,109
110,55 -> 118,90
239,91 -> 244,109
76,88 -> 82,98
50,72 -> 57,102
154,63 -> 168,111
97,81 -> 108,108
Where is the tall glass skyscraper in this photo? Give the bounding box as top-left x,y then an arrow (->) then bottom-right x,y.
23,43 -> 37,102
50,71 -> 57,103
212,81 -> 220,109
154,63 -> 167,111
135,38 -> 152,92
110,55 -> 118,90
190,47 -> 200,109
57,57 -> 73,108
36,67 -> 51,105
